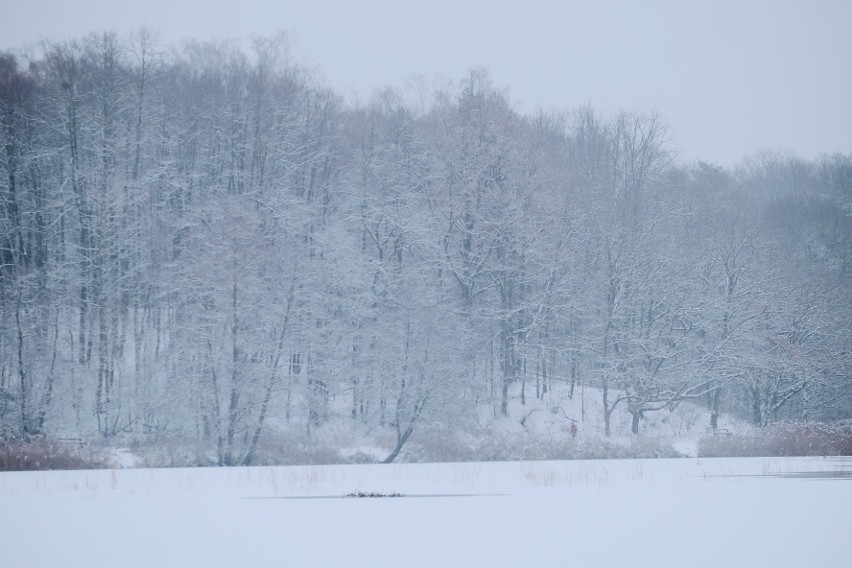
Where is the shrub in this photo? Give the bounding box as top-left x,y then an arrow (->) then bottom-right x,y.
246,434 -> 345,466
130,432 -> 381,467
130,437 -> 217,468
0,438 -> 111,471
408,427 -> 682,463
698,421 -> 852,458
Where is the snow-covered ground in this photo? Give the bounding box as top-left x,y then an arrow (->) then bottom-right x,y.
2,456 -> 849,567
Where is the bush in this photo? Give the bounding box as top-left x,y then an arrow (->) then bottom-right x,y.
408,427 -> 682,463
130,437 -> 218,468
698,421 -> 852,458
130,432 -> 382,468
0,438 -> 111,471
246,435 -> 346,466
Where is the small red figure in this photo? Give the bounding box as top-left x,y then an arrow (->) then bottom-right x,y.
570,422 -> 578,439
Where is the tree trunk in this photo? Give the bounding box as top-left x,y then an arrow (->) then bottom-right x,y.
630,409 -> 641,435
751,387 -> 763,427
709,387 -> 721,429
15,292 -> 28,438
383,426 -> 413,464
224,271 -> 240,466
500,329 -> 513,416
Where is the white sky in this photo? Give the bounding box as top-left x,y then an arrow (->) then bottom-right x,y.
1,0 -> 850,165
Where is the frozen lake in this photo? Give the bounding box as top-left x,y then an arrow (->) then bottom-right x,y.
2,457 -> 850,567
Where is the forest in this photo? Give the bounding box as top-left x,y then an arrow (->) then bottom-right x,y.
1,32 -> 851,466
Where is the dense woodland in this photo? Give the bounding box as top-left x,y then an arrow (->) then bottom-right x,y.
1,32 -> 850,465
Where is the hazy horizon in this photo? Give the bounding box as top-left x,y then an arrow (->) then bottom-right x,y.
1,0 -> 850,166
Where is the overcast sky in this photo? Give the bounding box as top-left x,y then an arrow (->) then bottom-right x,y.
2,0 -> 850,165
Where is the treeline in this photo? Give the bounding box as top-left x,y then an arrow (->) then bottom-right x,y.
1,32 -> 850,464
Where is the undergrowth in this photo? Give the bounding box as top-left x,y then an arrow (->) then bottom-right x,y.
126,427 -> 683,468
0,439 -> 111,471
698,421 -> 852,457
407,427 -> 682,462
14,420 -> 849,471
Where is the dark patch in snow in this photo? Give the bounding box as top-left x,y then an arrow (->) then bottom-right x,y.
244,493 -> 509,500
698,471 -> 852,480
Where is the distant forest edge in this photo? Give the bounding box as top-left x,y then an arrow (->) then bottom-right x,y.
1,32 -> 850,465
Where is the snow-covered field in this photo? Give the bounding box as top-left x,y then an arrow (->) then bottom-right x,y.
2,457 -> 850,567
